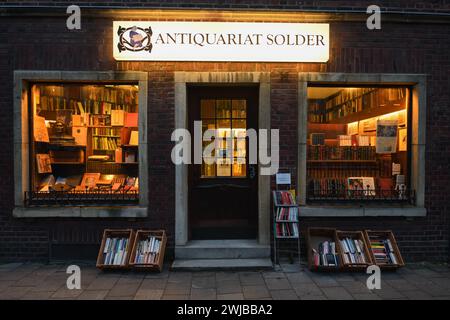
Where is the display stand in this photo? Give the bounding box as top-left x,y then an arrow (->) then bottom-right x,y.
272,171 -> 301,267
96,229 -> 135,269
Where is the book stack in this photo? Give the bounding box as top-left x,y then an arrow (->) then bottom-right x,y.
340,237 -> 367,265
338,135 -> 352,147
274,191 -> 295,205
133,236 -> 162,264
312,241 -> 339,267
307,145 -> 376,161
276,223 -> 299,238
102,237 -> 130,266
367,235 -> 398,265
310,133 -> 325,146
275,207 -> 298,221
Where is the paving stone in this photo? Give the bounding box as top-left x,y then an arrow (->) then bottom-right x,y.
0,280 -> 14,291
161,294 -> 189,300
104,296 -> 135,300
420,284 -> 450,297
384,279 -> 418,291
192,272 -> 216,278
375,287 -> 406,300
86,275 -> 119,291
321,287 -> 354,300
50,287 -> 83,299
216,281 -> 242,294
215,272 -> 240,283
0,263 -> 23,271
139,278 -> 167,290
292,283 -> 323,298
352,293 -> 382,300
280,263 -> 303,273
340,280 -> 373,294
310,274 -> 340,287
262,271 -> 286,279
242,285 -> 271,299
401,290 -> 434,300
192,276 -> 216,289
217,293 -> 244,300
77,290 -> 109,300
21,291 -> 55,300
264,277 -> 292,290
300,294 -> 327,300
164,282 -> 191,295
286,272 -> 314,284
239,272 -> 265,286
190,288 -> 217,300
0,286 -> 33,299
107,280 -> 142,297
270,289 -> 298,300
168,272 -> 192,283
134,289 -> 164,300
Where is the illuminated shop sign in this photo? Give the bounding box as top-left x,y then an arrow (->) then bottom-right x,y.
113,21 -> 329,62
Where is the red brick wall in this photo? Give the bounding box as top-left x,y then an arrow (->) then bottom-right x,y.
0,8 -> 449,262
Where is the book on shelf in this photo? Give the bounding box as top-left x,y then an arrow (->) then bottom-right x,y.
347,177 -> 375,196
275,207 -> 298,221
133,236 -> 162,264
92,136 -> 119,150
115,147 -> 123,163
88,155 -> 110,161
72,126 -> 87,146
307,145 -> 376,161
310,133 -> 325,146
36,153 -> 52,174
80,173 -> 101,189
276,223 -> 299,238
367,234 -> 399,265
339,237 -> 368,265
312,240 -> 339,268
274,190 -> 295,205
111,109 -> 125,126
129,130 -> 139,146
34,115 -> 50,143
125,113 -> 138,127
338,135 -> 352,147
102,237 -> 130,266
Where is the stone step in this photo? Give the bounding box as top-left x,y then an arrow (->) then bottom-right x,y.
171,258 -> 273,271
175,239 -> 270,259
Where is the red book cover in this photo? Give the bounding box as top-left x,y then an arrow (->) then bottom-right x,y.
125,113 -> 138,127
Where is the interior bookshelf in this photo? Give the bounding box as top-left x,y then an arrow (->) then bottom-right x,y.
364,230 -> 405,269
29,83 -> 140,206
307,86 -> 411,203
307,228 -> 342,272
96,229 -> 135,269
129,230 -> 167,272
272,190 -> 301,265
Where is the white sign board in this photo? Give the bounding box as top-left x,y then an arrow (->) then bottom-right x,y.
113,21 -> 329,62
276,173 -> 292,185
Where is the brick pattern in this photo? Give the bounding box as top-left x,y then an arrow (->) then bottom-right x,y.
0,8 -> 449,262
0,1 -> 449,13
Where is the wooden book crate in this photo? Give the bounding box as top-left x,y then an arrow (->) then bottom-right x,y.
364,230 -> 405,269
307,228 -> 342,272
96,229 -> 135,269
129,230 -> 167,272
336,231 -> 373,270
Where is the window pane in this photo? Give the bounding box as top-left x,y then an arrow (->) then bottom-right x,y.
201,99 -> 215,118
216,158 -> 231,177
31,83 -> 140,205
216,100 -> 231,118
232,99 -> 247,118
232,157 -> 246,177
306,87 -> 409,202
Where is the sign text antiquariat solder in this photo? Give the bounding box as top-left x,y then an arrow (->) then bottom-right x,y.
113,21 -> 329,62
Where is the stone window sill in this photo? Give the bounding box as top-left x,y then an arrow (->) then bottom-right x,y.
299,206 -> 426,217
13,206 -> 148,218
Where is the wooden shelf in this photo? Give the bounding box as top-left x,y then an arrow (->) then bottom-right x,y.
326,103 -> 405,125
364,230 -> 405,270
129,230 -> 167,272
307,228 -> 342,272
96,229 -> 135,270
51,162 -> 85,165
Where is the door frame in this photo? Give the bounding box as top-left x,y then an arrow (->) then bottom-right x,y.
175,72 -> 271,246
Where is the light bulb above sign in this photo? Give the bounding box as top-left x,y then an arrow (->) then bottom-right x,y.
113,21 -> 329,62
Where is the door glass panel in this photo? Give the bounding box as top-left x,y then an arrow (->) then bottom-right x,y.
200,99 -> 247,178
216,100 -> 231,118
201,100 -> 215,119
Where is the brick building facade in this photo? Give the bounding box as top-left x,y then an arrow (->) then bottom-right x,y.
0,1 -> 449,264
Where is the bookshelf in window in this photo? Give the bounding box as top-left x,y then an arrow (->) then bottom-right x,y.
129,230 -> 167,272
96,229 -> 135,270
364,230 -> 405,270
307,228 -> 342,272
336,231 -> 373,270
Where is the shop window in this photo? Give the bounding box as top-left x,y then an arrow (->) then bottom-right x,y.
201,99 -> 247,178
28,83 -> 140,206
306,86 -> 412,204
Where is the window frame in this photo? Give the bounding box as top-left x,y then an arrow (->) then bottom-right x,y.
13,71 -> 148,218
298,73 -> 426,217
